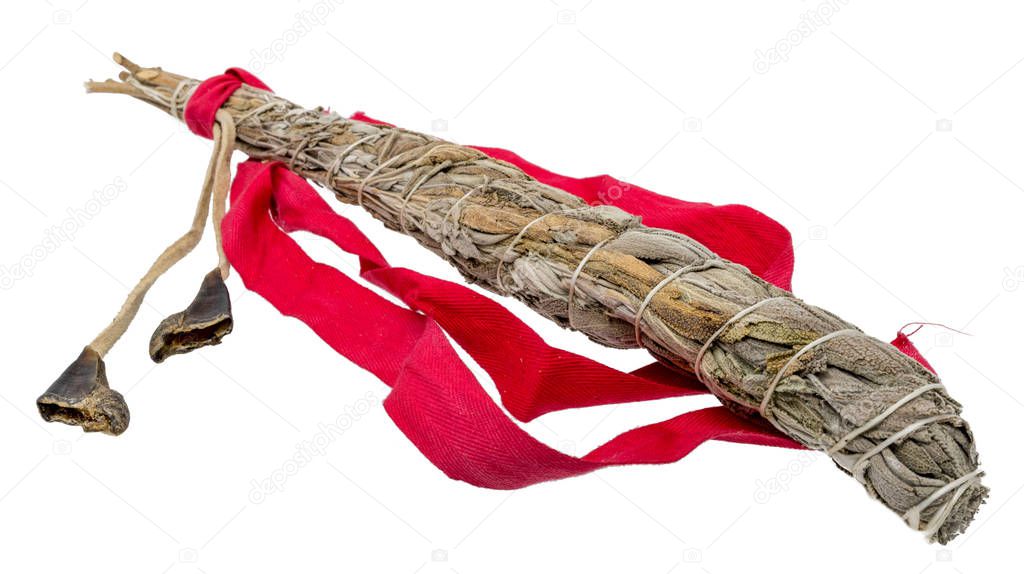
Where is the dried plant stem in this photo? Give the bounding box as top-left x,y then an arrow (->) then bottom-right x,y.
85,56 -> 987,543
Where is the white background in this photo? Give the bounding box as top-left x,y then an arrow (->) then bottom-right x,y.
1,1 -> 1021,573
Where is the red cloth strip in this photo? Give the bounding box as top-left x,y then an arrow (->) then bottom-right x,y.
188,70 -> 936,489
224,160 -> 800,489
184,68 -> 271,139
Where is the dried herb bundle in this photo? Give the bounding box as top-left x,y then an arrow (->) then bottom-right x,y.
81,56 -> 986,543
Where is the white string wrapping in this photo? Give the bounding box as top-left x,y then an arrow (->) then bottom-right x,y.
440,180 -> 491,239
632,259 -> 726,348
399,160 -> 453,233
905,468 -> 984,534
495,208 -> 585,293
757,325 -> 983,538
566,237 -> 613,330
760,328 -> 864,419
694,296 -> 792,404
828,382 -> 946,455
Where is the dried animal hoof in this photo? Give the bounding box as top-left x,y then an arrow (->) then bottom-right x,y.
37,346 -> 129,436
149,268 -> 233,363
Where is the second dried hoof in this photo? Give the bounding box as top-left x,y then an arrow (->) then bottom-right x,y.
149,269 -> 233,363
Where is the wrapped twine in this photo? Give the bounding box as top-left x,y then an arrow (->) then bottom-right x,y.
85,58 -> 986,543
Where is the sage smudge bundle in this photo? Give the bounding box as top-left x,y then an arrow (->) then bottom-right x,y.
41,55 -> 986,544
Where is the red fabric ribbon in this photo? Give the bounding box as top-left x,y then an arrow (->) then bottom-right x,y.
223,160 -> 799,488
184,68 -> 271,139
188,70 -> 934,488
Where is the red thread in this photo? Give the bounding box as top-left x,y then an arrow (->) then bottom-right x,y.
891,322 -> 969,374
